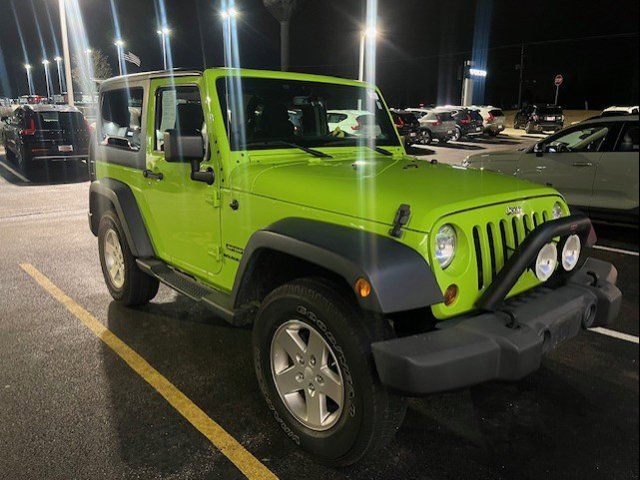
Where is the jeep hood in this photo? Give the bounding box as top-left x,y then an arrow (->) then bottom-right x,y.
229,153 -> 560,233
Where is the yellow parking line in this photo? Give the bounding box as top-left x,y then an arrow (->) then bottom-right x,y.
20,263 -> 278,480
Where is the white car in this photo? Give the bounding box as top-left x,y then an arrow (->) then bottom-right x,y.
327,110 -> 381,137
602,106 -> 639,116
471,105 -> 506,136
463,115 -> 639,227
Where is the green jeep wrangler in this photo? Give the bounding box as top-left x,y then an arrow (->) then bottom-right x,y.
89,68 -> 621,466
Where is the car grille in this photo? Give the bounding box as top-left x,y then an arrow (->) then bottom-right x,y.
471,210 -> 552,290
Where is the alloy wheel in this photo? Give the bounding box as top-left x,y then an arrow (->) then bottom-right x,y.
270,319 -> 345,431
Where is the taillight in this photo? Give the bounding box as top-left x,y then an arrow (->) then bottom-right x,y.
459,115 -> 471,125
21,118 -> 36,136
395,116 -> 405,127
533,114 -> 539,121
488,113 -> 495,123
351,123 -> 361,131
435,115 -> 443,126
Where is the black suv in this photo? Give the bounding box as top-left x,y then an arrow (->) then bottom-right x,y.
514,104 -> 564,134
1,104 -> 90,177
450,108 -> 484,141
390,109 -> 425,147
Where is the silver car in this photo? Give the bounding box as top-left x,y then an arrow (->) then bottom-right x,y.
463,115 -> 639,226
406,108 -> 456,144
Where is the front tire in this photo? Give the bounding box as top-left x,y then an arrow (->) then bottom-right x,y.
253,278 -> 406,466
451,126 -> 462,142
419,130 -> 433,145
98,210 -> 159,306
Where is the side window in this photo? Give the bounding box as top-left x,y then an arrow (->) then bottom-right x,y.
615,123 -> 639,152
540,124 -> 610,153
100,87 -> 144,151
154,86 -> 203,152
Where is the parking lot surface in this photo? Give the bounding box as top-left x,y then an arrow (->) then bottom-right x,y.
1,137 -> 638,480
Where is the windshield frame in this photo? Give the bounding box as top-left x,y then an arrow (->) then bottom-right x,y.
214,75 -> 401,153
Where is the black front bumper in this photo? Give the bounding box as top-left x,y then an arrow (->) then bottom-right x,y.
372,215 -> 622,396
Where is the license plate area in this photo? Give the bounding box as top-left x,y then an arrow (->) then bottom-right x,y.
58,145 -> 74,152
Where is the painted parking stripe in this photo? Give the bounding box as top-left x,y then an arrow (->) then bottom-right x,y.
0,160 -> 30,183
593,245 -> 639,257
590,327 -> 639,345
20,263 -> 278,480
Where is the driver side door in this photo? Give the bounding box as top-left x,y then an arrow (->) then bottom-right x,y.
517,123 -> 613,212
142,78 -> 223,282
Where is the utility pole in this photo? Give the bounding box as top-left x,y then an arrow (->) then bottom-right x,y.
517,43 -> 525,109
59,0 -> 74,106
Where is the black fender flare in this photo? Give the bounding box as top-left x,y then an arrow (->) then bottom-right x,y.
231,218 -> 443,315
88,178 -> 155,258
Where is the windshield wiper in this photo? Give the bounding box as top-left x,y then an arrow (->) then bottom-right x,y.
326,139 -> 394,157
246,140 -> 333,158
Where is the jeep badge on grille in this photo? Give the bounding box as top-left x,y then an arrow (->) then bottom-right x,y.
506,206 -> 524,216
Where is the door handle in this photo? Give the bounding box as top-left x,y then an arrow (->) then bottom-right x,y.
572,162 -> 593,168
143,169 -> 164,181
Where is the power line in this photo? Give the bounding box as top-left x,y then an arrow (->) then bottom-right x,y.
290,31 -> 639,69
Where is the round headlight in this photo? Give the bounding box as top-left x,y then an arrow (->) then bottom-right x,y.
435,224 -> 457,269
562,235 -> 581,271
552,202 -> 564,220
535,243 -> 558,282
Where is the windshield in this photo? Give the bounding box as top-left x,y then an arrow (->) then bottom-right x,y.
216,77 -> 400,151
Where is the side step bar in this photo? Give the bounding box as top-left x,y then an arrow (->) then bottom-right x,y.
136,258 -> 234,322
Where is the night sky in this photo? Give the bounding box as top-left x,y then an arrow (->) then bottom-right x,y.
0,0 -> 638,109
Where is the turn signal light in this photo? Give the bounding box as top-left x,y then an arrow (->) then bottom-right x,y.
355,278 -> 372,298
444,284 -> 459,306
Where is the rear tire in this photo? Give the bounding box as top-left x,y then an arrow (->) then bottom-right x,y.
253,278 -> 406,466
98,210 -> 159,306
420,130 -> 433,146
525,122 -> 535,134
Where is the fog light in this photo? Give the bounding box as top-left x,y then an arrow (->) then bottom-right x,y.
355,278 -> 372,298
444,284 -> 459,306
535,243 -> 558,282
562,235 -> 581,271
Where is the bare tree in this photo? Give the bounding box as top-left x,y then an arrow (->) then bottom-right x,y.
263,0 -> 305,71
71,49 -> 113,85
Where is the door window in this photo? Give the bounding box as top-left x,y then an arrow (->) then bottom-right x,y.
154,86 -> 203,152
615,123 -> 639,152
100,87 -> 144,150
539,124 -> 610,153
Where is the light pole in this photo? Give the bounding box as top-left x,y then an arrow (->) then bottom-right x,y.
58,0 -> 74,106
114,40 -> 125,76
54,56 -> 64,94
24,64 -> 34,96
42,60 -> 52,99
358,27 -> 377,81
156,27 -> 171,70
220,8 -> 239,68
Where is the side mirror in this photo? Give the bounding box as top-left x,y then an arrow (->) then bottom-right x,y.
164,129 -> 204,163
163,129 -> 214,185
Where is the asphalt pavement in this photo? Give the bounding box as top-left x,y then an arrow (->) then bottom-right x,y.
0,137 -> 637,480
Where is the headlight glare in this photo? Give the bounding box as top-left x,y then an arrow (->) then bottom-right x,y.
562,235 -> 581,271
435,224 -> 457,269
552,202 -> 564,220
535,243 -> 558,282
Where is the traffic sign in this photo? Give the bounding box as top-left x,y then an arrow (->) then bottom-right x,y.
554,74 -> 564,87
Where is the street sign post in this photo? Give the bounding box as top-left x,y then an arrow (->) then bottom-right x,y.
554,74 -> 563,105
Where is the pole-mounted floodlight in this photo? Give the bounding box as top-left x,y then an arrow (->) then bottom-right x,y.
42,59 -> 52,99
114,39 -> 125,76
358,27 -> 379,81
220,7 -> 239,19
25,64 -> 34,96
156,27 -> 171,70
54,56 -> 64,95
